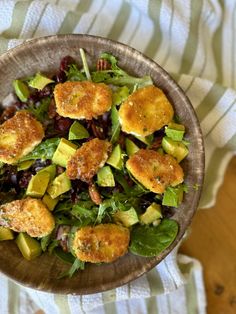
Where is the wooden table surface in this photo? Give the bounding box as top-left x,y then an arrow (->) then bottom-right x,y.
180,156 -> 236,314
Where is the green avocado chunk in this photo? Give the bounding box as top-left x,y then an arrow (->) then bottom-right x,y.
16,233 -> 42,260
165,122 -> 185,141
52,138 -> 77,168
17,160 -> 34,171
47,171 -> 71,199
106,144 -> 123,170
129,219 -> 178,257
113,207 -> 139,227
26,171 -> 50,198
125,138 -> 139,156
134,134 -> 153,146
140,203 -> 162,225
38,164 -> 56,181
28,73 -> 54,90
42,193 -> 59,211
68,121 -> 89,140
162,136 -> 188,162
97,166 -> 115,187
13,79 -> 30,102
0,226 -> 14,241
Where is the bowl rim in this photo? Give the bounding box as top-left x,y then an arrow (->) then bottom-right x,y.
0,34 -> 205,294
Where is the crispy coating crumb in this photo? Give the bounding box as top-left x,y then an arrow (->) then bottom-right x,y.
126,149 -> 184,194
0,111 -> 44,164
54,81 -> 112,120
66,138 -> 112,182
72,224 -> 130,263
119,85 -> 174,136
0,198 -> 55,237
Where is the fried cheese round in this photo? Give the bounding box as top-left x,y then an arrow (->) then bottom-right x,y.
0,111 -> 44,164
126,149 -> 184,194
72,224 -> 130,263
66,138 -> 112,182
54,81 -> 112,120
0,198 -> 55,237
119,85 -> 174,136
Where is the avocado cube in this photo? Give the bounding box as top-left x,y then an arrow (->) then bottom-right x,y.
26,171 -> 50,198
162,136 -> 188,162
69,121 -> 89,140
13,79 -> 30,102
17,160 -> 34,171
162,186 -> 184,207
106,144 -> 123,170
28,73 -> 54,90
16,233 -> 42,260
47,171 -> 71,199
0,227 -> 14,241
140,203 -> 162,225
113,207 -> 139,227
125,138 -> 139,156
42,193 -> 59,211
97,166 -> 115,187
38,164 -> 56,181
165,122 -> 185,141
52,138 -> 77,168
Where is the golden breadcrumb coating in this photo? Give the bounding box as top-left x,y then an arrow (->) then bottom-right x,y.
54,81 -> 112,120
126,149 -> 184,194
72,224 -> 130,263
119,85 -> 174,136
66,138 -> 112,182
0,198 -> 55,237
0,111 -> 44,164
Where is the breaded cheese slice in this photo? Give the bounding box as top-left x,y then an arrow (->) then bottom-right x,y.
54,81 -> 112,120
72,224 -> 130,263
119,85 -> 174,136
0,198 -> 55,237
66,138 -> 112,182
0,111 -> 44,164
126,149 -> 184,194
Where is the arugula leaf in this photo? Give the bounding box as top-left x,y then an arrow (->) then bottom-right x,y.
40,234 -> 52,252
110,105 -> 120,143
58,258 -> 85,279
19,138 -> 60,162
54,248 -> 75,264
71,201 -> 98,223
129,219 -> 179,257
48,239 -> 59,254
27,97 -> 50,122
65,64 -> 86,81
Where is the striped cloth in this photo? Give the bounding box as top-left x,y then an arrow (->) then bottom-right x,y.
0,0 -> 235,313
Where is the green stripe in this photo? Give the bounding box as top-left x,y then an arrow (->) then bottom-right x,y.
144,0 -> 163,58
54,295 -> 71,314
107,2 -> 132,40
146,268 -> 164,295
162,0 -> 174,66
58,1 -> 93,34
212,0 -> 224,84
185,270 -> 199,314
199,147 -> 231,208
86,0 -> 106,33
179,0 -> 203,74
1,1 -> 31,52
8,280 -> 20,314
102,289 -> 117,314
31,3 -> 49,37
195,83 -> 226,121
205,98 -> 236,137
145,296 -> 159,314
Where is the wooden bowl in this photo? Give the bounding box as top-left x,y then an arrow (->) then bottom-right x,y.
0,34 -> 204,294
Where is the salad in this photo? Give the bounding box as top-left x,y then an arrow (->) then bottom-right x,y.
0,50 -> 189,278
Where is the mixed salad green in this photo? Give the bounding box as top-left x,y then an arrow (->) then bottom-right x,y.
0,49 -> 190,278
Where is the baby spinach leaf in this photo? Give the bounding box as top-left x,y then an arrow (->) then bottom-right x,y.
19,138 -> 60,162
129,219 -> 178,257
